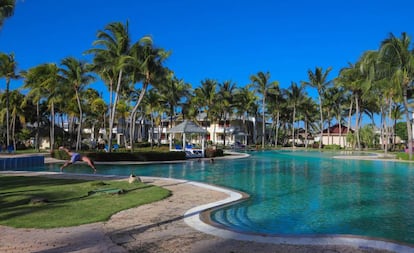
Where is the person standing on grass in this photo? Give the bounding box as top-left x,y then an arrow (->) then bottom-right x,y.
59,146 -> 96,172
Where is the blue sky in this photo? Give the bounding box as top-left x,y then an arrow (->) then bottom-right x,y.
1,0 -> 414,102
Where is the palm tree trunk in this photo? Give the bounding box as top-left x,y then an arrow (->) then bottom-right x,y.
262,97 -> 265,149
36,100 -> 40,151
292,107 -> 296,148
75,89 -> 83,151
275,111 -> 280,147
5,78 -> 10,147
129,81 -> 149,152
50,102 -> 55,150
318,94 -> 323,149
109,69 -> 123,152
338,115 -> 342,148
355,95 -> 361,150
404,87 -> 413,159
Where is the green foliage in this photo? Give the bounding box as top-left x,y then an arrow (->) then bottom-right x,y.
395,152 -> 414,161
395,122 -> 408,141
360,125 -> 378,148
323,144 -> 341,150
0,175 -> 170,228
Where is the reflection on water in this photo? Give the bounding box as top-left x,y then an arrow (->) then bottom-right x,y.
13,150 -> 414,245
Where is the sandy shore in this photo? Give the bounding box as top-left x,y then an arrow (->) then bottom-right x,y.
0,171 -> 403,253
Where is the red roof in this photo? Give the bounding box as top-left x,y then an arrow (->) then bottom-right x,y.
322,124 -> 353,134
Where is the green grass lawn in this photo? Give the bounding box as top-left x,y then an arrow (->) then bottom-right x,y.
0,175 -> 171,228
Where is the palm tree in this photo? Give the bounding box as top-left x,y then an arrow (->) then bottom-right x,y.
380,32 -> 414,159
335,63 -> 364,149
233,85 -> 258,144
87,21 -> 132,152
194,79 -> 218,142
40,63 -> 61,150
0,52 -> 19,147
302,67 -> 332,149
298,96 -> 318,148
390,104 -> 403,150
250,71 -> 278,148
21,65 -> 49,151
284,82 -> 306,148
143,88 -> 162,148
266,83 -> 283,146
127,37 -> 169,151
7,90 -> 24,150
0,0 -> 15,28
159,74 -> 191,127
217,80 -> 236,146
60,57 -> 95,150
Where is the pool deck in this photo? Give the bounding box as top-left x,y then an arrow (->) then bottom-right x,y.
0,152 -> 412,253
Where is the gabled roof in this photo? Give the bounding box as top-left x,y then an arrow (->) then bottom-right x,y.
166,120 -> 207,134
322,124 -> 353,134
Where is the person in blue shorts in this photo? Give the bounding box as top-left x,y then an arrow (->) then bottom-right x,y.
59,146 -> 96,172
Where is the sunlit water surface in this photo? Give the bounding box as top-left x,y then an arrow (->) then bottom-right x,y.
10,150 -> 414,245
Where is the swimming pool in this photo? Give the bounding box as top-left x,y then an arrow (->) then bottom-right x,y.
9,150 -> 414,245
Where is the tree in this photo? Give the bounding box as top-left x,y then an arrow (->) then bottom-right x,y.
302,67 -> 332,149
128,37 -> 169,150
284,82 -> 306,147
0,0 -> 15,28
87,21 -> 132,152
380,32 -> 414,159
266,83 -> 283,146
22,65 -> 50,151
233,85 -> 258,144
143,88 -> 162,148
194,79 -> 218,142
159,73 -> 191,128
60,57 -> 95,150
250,71 -> 278,148
217,80 -> 236,146
0,52 -> 19,147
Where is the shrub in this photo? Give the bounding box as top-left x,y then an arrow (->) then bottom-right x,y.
323,144 -> 341,150
51,150 -> 186,162
86,151 -> 186,162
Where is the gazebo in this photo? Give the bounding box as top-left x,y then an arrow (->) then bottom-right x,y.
166,120 -> 207,158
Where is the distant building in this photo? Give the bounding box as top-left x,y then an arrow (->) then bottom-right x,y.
320,124 -> 353,148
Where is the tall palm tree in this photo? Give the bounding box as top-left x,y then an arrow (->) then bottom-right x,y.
266,83 -> 283,146
250,71 -> 278,148
87,21 -> 132,152
218,80 -> 236,146
128,37 -> 169,151
143,88 -> 162,148
284,82 -> 306,148
194,79 -> 218,142
41,63 -> 61,150
298,96 -> 318,148
302,67 -> 332,149
159,74 -> 191,127
380,32 -> 414,159
7,89 -> 24,150
0,0 -> 15,28
0,52 -> 19,147
390,104 -> 403,150
22,65 -> 49,151
60,57 -> 95,150
233,85 -> 258,144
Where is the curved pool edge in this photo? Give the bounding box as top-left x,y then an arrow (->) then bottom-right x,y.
183,180 -> 414,253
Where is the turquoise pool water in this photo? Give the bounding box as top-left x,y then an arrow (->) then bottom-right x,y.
9,150 -> 414,245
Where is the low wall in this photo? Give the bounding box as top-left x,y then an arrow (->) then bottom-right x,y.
0,154 -> 44,170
